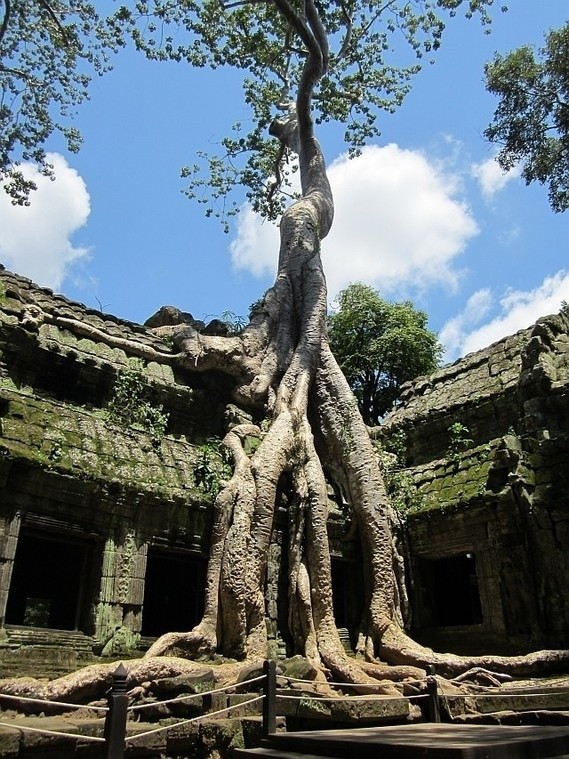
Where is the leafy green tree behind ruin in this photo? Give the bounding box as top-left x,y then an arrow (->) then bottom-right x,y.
484,21 -> 569,213
328,283 -> 442,425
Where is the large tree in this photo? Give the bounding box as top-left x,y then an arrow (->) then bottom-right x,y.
484,21 -> 569,213
123,0 -> 567,683
3,0 -> 569,704
328,283 -> 442,426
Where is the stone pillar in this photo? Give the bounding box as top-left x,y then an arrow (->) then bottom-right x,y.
475,548 -> 506,633
95,529 -> 148,655
266,527 -> 287,659
0,513 -> 21,629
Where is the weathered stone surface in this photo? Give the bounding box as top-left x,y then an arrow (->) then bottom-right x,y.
148,668 -> 216,695
0,267 -> 228,671
144,305 -> 197,329
382,310 -> 569,653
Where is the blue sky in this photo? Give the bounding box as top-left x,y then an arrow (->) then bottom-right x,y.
1,2 -> 568,363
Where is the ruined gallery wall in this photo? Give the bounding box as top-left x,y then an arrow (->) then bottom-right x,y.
382,310 -> 569,652
0,267 -> 357,674
0,267 -> 228,668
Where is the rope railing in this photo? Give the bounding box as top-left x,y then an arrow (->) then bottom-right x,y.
277,692 -> 427,701
0,721 -> 106,742
0,660 -> 436,757
0,663 -> 271,758
437,691 -> 569,699
277,675 -> 425,688
0,691 -> 108,712
276,692 -> 430,701
0,687 -> 109,751
126,673 -> 266,713
125,694 -> 265,743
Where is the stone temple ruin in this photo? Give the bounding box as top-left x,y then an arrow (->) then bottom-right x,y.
0,265 -> 568,676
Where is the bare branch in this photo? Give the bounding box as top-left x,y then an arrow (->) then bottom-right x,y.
336,1 -> 353,60
272,0 -> 320,63
266,137 -> 288,204
36,0 -> 70,45
221,0 -> 266,10
362,0 -> 398,38
0,0 -> 10,48
304,0 -> 328,73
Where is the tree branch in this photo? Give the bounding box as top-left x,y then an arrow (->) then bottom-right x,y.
336,1 -> 353,61
36,0 -> 69,45
304,0 -> 328,74
221,0 -> 266,10
271,0 -> 320,64
0,0 -> 10,48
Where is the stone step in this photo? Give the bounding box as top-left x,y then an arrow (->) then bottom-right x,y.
474,688 -> 569,714
337,627 -> 352,654
277,692 -> 410,724
3,626 -> 94,652
0,627 -> 96,679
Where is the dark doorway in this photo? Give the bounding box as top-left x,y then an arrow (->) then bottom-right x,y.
331,558 -> 365,631
141,549 -> 206,637
5,532 -> 91,630
424,553 -> 483,626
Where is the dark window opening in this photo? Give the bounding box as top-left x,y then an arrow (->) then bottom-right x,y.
331,558 -> 364,631
28,350 -> 111,407
6,532 -> 92,631
420,554 -> 483,627
141,549 -> 206,637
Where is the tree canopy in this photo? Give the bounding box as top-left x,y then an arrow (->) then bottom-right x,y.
0,0 -> 115,204
328,283 -> 442,425
484,21 -> 569,213
1,0 -> 497,212
108,0 -> 496,226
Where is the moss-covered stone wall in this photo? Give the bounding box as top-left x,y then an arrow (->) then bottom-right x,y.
382,311 -> 569,653
0,267 -> 230,672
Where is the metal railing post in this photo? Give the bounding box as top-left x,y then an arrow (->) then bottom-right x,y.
104,663 -> 129,758
262,659 -> 277,736
425,664 -> 441,723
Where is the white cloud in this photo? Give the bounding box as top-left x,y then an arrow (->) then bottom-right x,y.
0,153 -> 91,290
471,156 -> 521,199
439,288 -> 493,358
230,144 -> 479,302
325,144 -> 478,301
441,271 -> 569,361
230,208 -> 279,278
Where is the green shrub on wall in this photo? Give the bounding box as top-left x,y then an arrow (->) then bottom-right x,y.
106,360 -> 169,445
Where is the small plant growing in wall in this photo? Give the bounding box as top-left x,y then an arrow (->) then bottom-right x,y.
193,438 -> 233,496
106,360 -> 169,445
47,440 -> 63,463
446,421 -> 473,467
220,310 -> 248,334
373,433 -> 423,519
